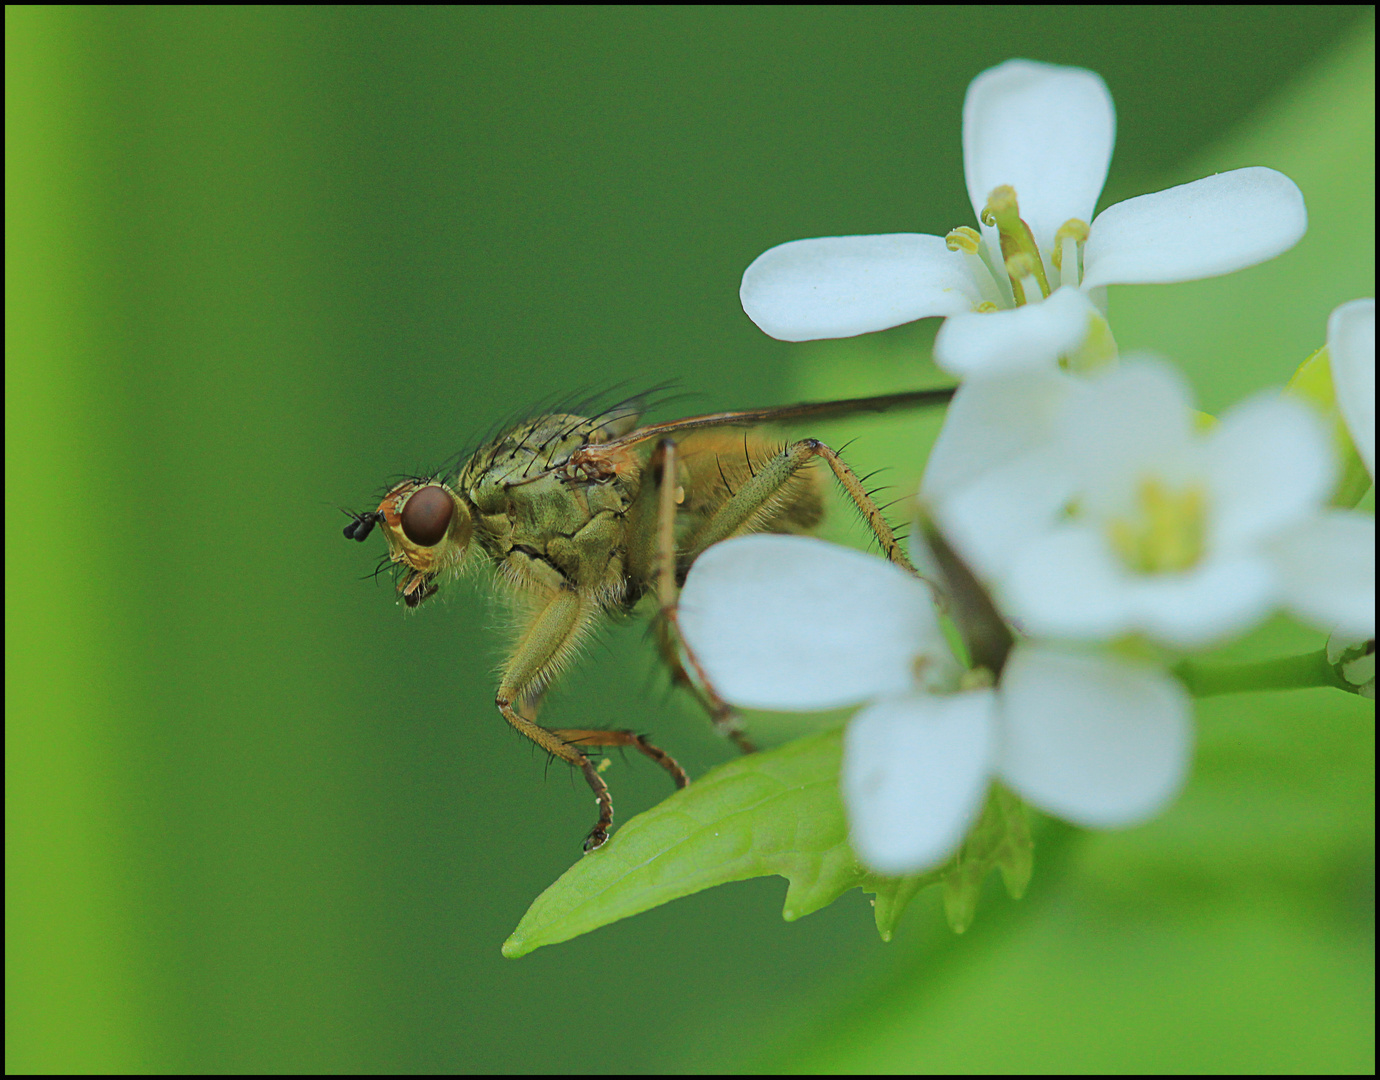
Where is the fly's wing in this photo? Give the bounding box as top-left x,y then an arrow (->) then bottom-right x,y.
596,387 -> 956,452
547,386 -> 957,485
575,383 -> 697,444
585,400 -> 642,443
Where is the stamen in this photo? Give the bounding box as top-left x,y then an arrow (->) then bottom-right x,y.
1005,253 -> 1039,307
945,226 -> 981,254
947,226 -> 1005,307
1107,478 -> 1207,574
1052,219 -> 1090,288
983,185 -> 1051,300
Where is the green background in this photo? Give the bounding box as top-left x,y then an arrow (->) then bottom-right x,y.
8,7 -> 1373,1072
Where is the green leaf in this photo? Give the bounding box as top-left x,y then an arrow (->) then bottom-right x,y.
503,727 -> 1034,956
503,727 -> 936,956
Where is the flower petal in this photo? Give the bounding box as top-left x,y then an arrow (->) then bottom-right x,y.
963,60 -> 1114,253
842,690 -> 998,875
997,645 -> 1192,828
1206,392 -> 1335,551
677,535 -> 951,710
1270,511 -> 1376,638
929,453 -> 1074,582
1052,359 -> 1197,515
1327,298 -> 1375,480
1006,525 -> 1276,649
920,367 -> 1076,579
1003,525 -> 1135,640
1082,167 -> 1306,287
933,285 -> 1100,376
1123,556 -> 1277,649
739,234 -> 978,342
922,367 -> 1073,500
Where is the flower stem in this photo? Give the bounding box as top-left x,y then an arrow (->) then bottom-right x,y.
1174,648 -> 1350,697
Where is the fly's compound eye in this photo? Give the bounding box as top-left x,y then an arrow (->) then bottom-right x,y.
400,485 -> 454,547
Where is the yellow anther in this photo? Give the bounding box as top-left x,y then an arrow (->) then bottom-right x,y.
1053,218 -> 1090,244
1107,478 -> 1207,574
946,226 -> 982,254
1051,218 -> 1090,274
1004,252 -> 1037,279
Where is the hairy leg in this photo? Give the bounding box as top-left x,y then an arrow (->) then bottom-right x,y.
496,584 -> 686,851
654,435 -> 930,753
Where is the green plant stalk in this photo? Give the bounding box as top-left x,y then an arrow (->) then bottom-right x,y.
1175,648 -> 1351,697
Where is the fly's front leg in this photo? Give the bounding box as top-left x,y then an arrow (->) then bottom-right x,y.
496,584 -> 686,852
650,439 -> 758,754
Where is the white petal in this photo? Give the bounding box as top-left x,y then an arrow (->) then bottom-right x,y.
933,285 -> 1100,376
997,646 -> 1192,827
1008,526 -> 1276,649
921,367 -> 1073,501
930,453 -> 1075,582
1328,298 -> 1375,480
1271,511 -> 1376,638
963,60 -> 1114,253
1003,526 -> 1134,640
677,535 -> 950,710
1206,392 -> 1335,551
842,690 -> 998,875
739,234 -> 978,342
1123,556 -> 1276,649
920,367 -> 1077,580
1052,360 -> 1197,514
1082,167 -> 1306,287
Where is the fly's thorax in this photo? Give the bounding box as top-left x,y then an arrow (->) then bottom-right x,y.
471,455 -> 642,598
375,479 -> 474,604
458,413 -> 632,499
451,412 -> 646,598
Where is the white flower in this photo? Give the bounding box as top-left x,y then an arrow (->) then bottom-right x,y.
1327,297 -> 1375,481
926,359 -> 1375,647
740,59 -> 1307,377
677,534 -> 1191,875
1277,298 -> 1377,648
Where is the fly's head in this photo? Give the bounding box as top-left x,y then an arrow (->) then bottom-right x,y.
345,478 -> 473,608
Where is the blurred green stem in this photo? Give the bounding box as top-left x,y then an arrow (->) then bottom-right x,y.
1175,648 -> 1350,697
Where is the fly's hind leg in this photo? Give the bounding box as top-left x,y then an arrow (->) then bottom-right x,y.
549,729 -> 689,790
651,435 -> 929,754
652,614 -> 758,754
496,584 -> 687,852
688,437 -> 919,572
649,438 -> 758,753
